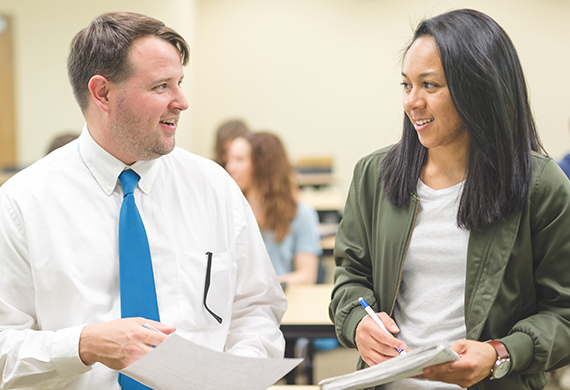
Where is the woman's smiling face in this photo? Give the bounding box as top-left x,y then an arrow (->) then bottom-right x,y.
401,36 -> 469,154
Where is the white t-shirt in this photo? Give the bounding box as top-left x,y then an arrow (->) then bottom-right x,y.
385,180 -> 470,390
0,126 -> 286,389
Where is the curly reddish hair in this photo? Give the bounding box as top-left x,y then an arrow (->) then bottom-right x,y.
245,132 -> 297,242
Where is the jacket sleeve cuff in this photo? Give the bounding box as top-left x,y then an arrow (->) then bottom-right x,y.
51,325 -> 92,380
336,304 -> 367,348
498,331 -> 534,373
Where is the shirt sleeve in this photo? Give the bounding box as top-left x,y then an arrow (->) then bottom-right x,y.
223,185 -> 287,358
292,203 -> 323,256
0,190 -> 91,388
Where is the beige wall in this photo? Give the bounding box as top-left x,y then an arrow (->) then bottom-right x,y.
2,0 -> 569,196
193,0 -> 570,196
0,0 -> 195,164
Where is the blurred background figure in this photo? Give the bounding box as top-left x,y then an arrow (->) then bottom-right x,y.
46,132 -> 79,155
556,119 -> 570,389
559,156 -> 570,179
1,132 -> 79,186
213,119 -> 249,169
557,119 -> 570,180
226,131 -> 322,286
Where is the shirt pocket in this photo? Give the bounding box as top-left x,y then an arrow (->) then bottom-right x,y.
175,251 -> 236,329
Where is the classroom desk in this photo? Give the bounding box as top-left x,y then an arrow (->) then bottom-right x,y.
298,189 -> 343,210
320,234 -> 335,257
319,224 -> 337,246
281,284 -> 336,385
298,190 -> 343,224
297,173 -> 338,188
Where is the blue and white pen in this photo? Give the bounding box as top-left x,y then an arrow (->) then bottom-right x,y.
358,297 -> 406,354
142,322 -> 165,348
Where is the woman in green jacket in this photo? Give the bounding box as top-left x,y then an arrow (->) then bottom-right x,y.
329,9 -> 570,390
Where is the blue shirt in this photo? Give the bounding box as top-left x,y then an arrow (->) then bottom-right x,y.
559,153 -> 570,179
262,202 -> 323,276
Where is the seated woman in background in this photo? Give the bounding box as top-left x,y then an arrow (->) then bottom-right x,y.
213,119 -> 249,169
46,132 -> 79,155
226,131 -> 322,286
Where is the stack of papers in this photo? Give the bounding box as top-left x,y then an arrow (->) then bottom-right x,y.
318,344 -> 459,390
120,334 -> 303,390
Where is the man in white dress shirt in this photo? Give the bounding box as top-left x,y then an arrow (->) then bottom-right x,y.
0,11 -> 286,389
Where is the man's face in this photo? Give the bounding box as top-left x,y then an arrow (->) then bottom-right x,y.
109,36 -> 188,164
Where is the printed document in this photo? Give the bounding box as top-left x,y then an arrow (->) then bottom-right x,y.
120,333 -> 302,390
319,344 -> 459,390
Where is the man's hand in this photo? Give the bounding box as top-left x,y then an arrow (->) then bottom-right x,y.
416,339 -> 497,387
355,312 -> 407,366
78,318 -> 176,370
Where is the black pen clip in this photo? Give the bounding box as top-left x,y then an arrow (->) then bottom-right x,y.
204,252 -> 223,324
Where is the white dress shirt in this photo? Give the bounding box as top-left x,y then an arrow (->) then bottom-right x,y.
0,127 -> 286,389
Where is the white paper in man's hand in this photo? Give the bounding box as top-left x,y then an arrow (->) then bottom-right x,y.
120,333 -> 302,390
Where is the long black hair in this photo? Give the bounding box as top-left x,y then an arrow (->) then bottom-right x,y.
380,9 -> 545,231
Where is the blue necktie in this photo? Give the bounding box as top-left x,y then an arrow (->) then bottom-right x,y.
118,169 -> 159,390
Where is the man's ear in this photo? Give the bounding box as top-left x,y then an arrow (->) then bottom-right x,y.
87,75 -> 112,113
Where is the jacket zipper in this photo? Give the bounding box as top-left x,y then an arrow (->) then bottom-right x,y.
389,195 -> 420,317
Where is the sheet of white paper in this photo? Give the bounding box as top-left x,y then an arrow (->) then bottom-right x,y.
319,344 -> 459,390
120,334 -> 302,390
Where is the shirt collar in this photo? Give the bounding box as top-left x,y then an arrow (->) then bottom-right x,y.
78,124 -> 162,196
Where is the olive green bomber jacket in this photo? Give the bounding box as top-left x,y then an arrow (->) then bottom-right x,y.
329,147 -> 570,389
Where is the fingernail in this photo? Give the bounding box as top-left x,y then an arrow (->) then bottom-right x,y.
399,343 -> 406,351
390,325 -> 399,332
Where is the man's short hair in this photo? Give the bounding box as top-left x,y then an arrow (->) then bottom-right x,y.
67,11 -> 190,112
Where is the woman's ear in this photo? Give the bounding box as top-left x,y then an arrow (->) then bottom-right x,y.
87,75 -> 112,113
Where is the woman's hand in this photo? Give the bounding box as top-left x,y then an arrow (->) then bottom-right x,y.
355,312 -> 407,366
416,339 -> 497,387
